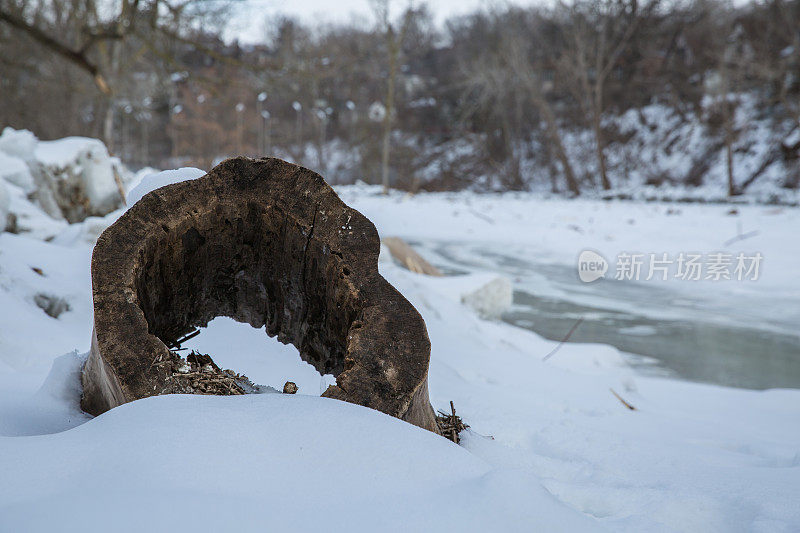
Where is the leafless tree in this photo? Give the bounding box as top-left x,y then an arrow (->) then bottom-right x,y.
557,0 -> 656,190
371,0 -> 414,194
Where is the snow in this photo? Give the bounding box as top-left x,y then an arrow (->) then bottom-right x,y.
126,167 -> 205,206
0,179 -> 9,232
337,185 -> 800,306
0,151 -> 35,192
0,232 -> 93,371
0,127 -> 38,161
0,390 -> 595,532
2,152 -> 800,531
181,316 -> 337,395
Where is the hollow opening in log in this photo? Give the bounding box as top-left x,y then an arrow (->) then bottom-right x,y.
180,317 -> 336,395
132,200 -> 361,380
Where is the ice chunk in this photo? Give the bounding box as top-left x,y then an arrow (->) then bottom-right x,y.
425,272 -> 514,319
460,275 -> 513,318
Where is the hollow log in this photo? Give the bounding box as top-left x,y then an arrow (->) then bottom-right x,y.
81,157 -> 439,433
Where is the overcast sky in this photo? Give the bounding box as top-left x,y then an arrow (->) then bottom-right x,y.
223,0 -> 543,44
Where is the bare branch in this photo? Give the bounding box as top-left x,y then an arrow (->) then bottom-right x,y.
0,8 -> 111,94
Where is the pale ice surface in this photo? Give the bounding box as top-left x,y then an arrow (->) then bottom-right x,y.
1,166 -> 799,532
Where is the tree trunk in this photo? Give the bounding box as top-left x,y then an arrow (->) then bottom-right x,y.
535,96 -> 580,195
381,26 -> 399,195
725,111 -> 736,196
593,84 -> 611,190
103,103 -> 115,154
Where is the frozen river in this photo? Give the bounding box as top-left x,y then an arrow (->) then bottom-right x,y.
413,239 -> 800,390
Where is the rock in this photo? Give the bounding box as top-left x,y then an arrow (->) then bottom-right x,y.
33,293 -> 71,319
82,157 -> 439,433
283,382 -> 298,394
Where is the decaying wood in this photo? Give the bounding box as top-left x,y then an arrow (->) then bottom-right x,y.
112,166 -> 127,207
381,236 -> 442,276
82,157 -> 440,433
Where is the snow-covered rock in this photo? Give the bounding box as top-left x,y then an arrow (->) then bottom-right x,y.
34,137 -> 125,222
50,209 -> 124,246
0,128 -> 132,223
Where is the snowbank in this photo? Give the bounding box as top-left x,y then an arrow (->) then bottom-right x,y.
126,167 -> 205,206
0,179 -> 9,232
0,392 -> 596,532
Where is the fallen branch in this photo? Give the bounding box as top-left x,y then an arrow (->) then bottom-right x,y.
0,9 -> 111,94
542,317 -> 584,361
610,388 -> 637,410
167,328 -> 201,349
724,230 -> 760,246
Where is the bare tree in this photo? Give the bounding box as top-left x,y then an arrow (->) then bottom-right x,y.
0,0 -> 233,150
557,0 -> 654,190
459,8 -> 581,193
371,0 -> 413,194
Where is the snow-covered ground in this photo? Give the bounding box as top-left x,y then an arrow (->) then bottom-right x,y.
1,154 -> 799,531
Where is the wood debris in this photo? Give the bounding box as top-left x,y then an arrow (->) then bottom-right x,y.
610,388 -> 637,410
159,350 -> 252,396
382,236 -> 443,276
436,401 -> 468,444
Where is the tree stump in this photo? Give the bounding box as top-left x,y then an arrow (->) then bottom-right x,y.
81,157 -> 439,433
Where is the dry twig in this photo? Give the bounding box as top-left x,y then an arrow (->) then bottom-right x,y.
610,388 -> 637,410
436,401 -> 469,444
542,317 -> 584,361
